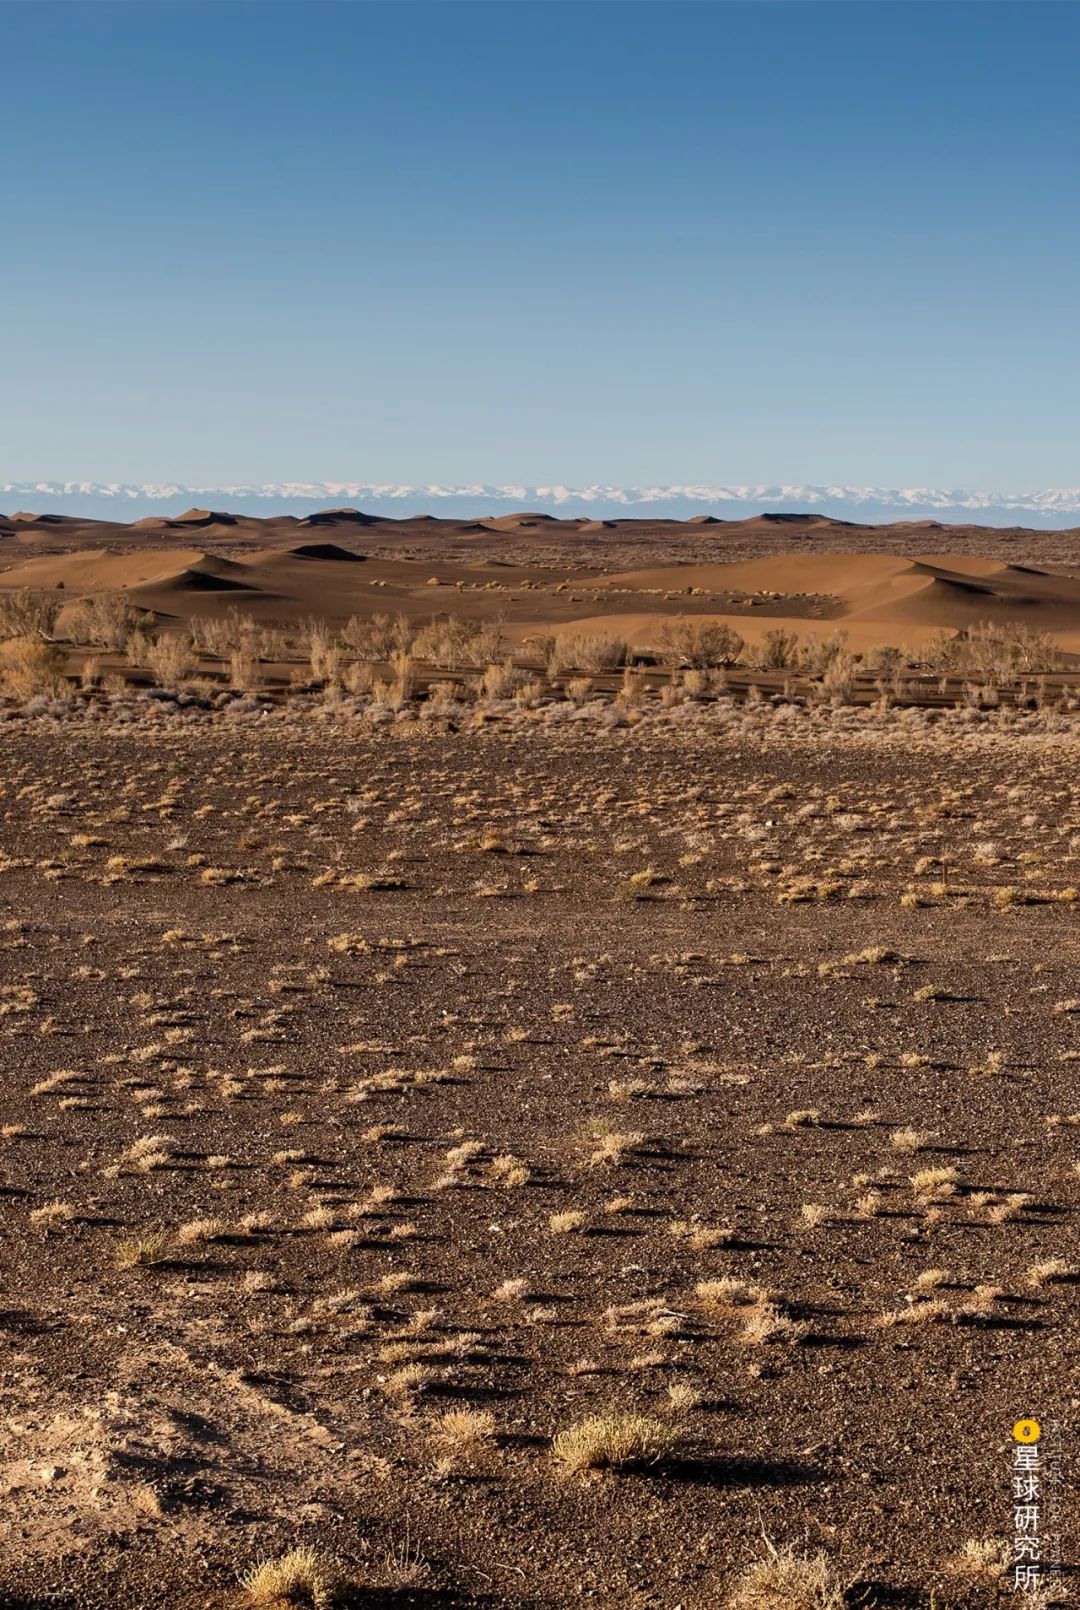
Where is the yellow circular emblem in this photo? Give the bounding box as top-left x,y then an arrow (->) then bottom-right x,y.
1013,1418 -> 1041,1444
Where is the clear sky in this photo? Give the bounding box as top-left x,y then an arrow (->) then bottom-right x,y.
2,0 -> 1079,491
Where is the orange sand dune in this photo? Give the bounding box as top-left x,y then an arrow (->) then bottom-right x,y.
2,543 -> 1080,651
590,553 -> 914,598
586,553 -> 1080,637
540,611 -> 949,654
0,548 -> 218,593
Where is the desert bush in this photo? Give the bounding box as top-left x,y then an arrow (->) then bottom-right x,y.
755,628 -> 799,671
820,650 -> 858,705
863,642 -> 905,674
549,633 -> 630,674
254,625 -> 289,660
513,676 -> 544,707
309,623 -> 347,685
657,618 -> 743,668
191,609 -> 262,658
0,589 -> 61,642
961,679 -> 999,709
125,628 -> 156,667
229,647 -> 260,693
927,622 -> 1061,678
565,676 -> 593,705
66,591 -> 149,651
480,660 -> 527,700
0,637 -> 68,697
728,1541 -> 846,1610
145,633 -> 196,690
376,650 -> 414,708
427,678 -> 466,711
240,1546 -> 346,1607
413,615 -> 503,670
191,616 -> 231,657
682,667 -> 715,697
343,660 -> 375,696
551,1412 -> 676,1472
924,628 -> 964,672
615,665 -> 646,708
391,649 -> 414,700
968,622 -> 1059,676
533,634 -> 558,671
343,612 -> 414,660
796,631 -> 850,677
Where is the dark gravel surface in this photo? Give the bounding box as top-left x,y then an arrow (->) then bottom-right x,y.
0,712 -> 1076,1608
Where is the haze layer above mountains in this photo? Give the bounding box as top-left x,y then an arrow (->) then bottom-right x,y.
11,484 -> 1080,526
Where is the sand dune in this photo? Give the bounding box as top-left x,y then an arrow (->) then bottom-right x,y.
583,553 -> 1080,640
2,512 -> 1080,653
284,541 -> 366,562
0,548 -> 219,593
297,508 -> 379,528
483,512 -> 559,530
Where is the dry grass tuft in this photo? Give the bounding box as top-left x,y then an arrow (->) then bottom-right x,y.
240,1546 -> 347,1607
944,1537 -> 1009,1581
114,1230 -> 174,1268
728,1540 -> 846,1610
551,1411 -> 677,1472
433,1409 -> 496,1451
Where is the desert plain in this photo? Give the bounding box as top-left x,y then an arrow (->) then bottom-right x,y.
0,505 -> 1078,1609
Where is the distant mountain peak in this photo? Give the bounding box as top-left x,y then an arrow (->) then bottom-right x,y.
5,481 -> 1080,528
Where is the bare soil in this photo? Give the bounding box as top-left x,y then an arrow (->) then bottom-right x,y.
0,707 -> 1077,1607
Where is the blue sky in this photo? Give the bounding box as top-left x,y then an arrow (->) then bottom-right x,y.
2,0 -> 1079,492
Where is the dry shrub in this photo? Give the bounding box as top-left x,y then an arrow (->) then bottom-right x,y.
796,631 -> 850,677
0,637 -> 68,697
658,618 -> 743,668
863,643 -> 905,674
682,667 -> 714,697
413,615 -> 503,669
309,626 -> 345,687
513,675 -> 544,706
125,628 -> 155,666
145,633 -> 196,690
615,665 -> 646,708
480,660 -> 526,700
344,660 -> 375,696
230,647 -> 260,693
114,1230 -> 174,1269
240,1546 -> 346,1607
191,615 -> 233,657
819,652 -> 857,705
551,1412 -> 676,1472
945,1537 -> 1009,1580
0,589 -> 61,642
755,628 -> 799,671
728,1541 -> 846,1610
372,651 -> 414,708
548,633 -> 630,674
343,611 -> 413,659
192,609 -> 276,659
433,1408 -> 495,1450
66,591 -> 149,651
927,621 -> 1061,677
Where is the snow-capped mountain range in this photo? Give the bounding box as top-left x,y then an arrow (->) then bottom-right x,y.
6,482 -> 1080,527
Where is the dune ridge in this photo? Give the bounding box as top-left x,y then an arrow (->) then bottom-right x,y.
2,508 -> 1080,653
